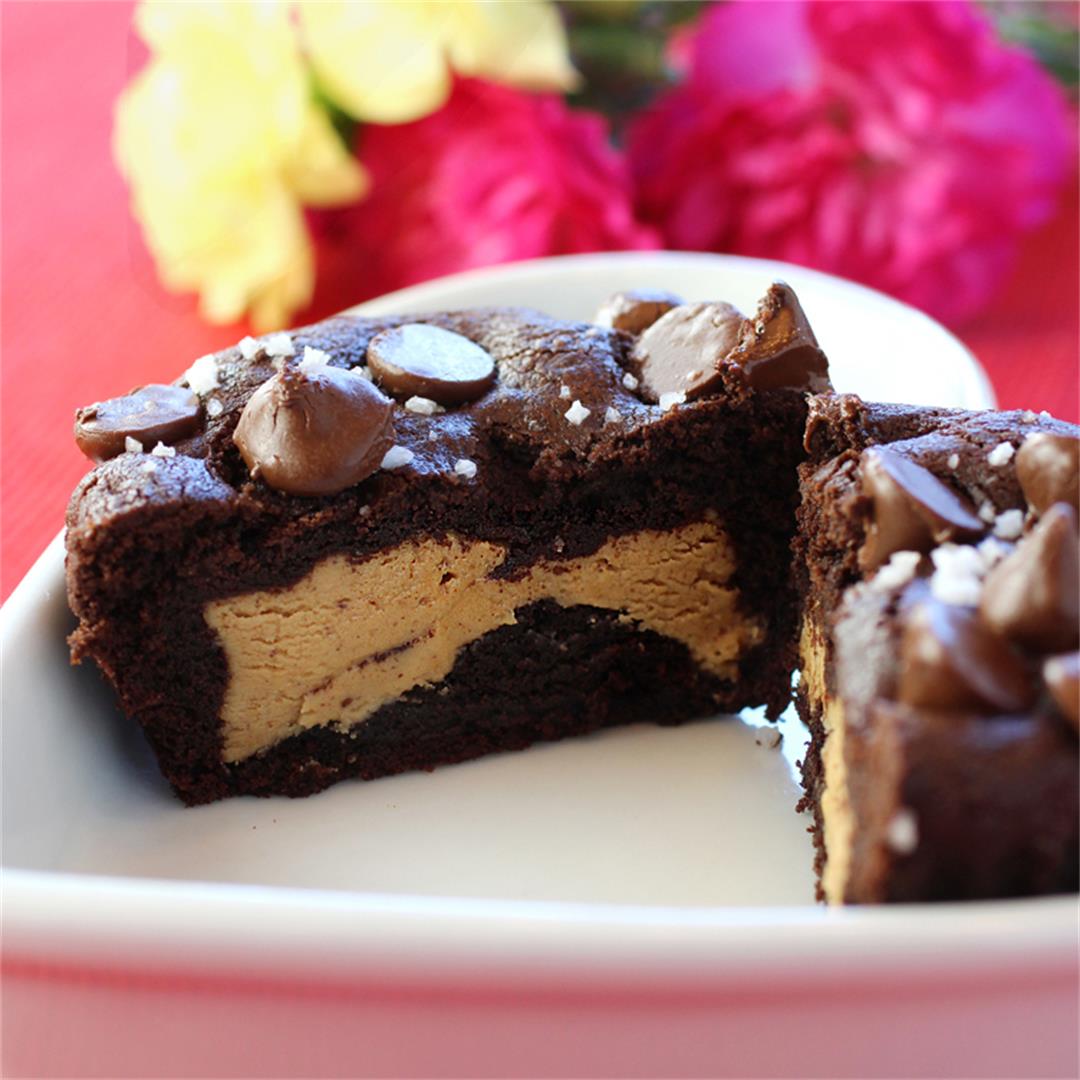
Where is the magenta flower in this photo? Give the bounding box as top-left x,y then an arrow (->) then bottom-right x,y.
336,78 -> 657,296
628,0 -> 1074,324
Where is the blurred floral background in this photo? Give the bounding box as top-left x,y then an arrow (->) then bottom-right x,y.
1,0 -> 1078,600
114,0 -> 1077,331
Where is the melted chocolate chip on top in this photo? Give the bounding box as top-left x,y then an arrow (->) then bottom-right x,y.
859,448 -> 985,570
233,365 -> 395,497
1016,432 -> 1079,515
74,384 -> 201,462
594,289 -> 684,334
367,324 -> 497,406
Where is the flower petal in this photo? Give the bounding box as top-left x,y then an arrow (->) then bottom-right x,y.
299,0 -> 451,124
285,104 -> 370,207
446,1 -> 580,92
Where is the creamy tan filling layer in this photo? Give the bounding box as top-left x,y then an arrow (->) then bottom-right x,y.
206,522 -> 765,763
799,618 -> 853,905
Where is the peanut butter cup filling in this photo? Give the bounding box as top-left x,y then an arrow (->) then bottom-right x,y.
206,521 -> 764,762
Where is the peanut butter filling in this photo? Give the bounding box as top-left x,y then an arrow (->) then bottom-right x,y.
799,618 -> 853,905
206,522 -> 764,762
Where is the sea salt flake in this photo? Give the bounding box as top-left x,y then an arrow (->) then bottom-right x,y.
454,458 -> 478,479
352,365 -> 373,380
604,406 -> 622,424
184,354 -> 219,394
658,390 -> 686,412
299,345 -> 331,373
405,396 -> 439,415
559,384 -> 572,400
993,508 -> 1024,540
238,335 -> 260,361
946,454 -> 960,470
621,371 -> 639,391
978,502 -> 997,524
264,332 -> 295,358
151,442 -> 176,458
929,543 -> 984,606
1020,410 -> 1038,424
124,436 -> 144,454
380,445 -> 414,470
1040,410 -> 1052,419
987,441 -> 1015,467
886,808 -> 919,855
565,400 -> 591,425
872,551 -> 921,592
205,398 -> 224,418
141,461 -> 158,474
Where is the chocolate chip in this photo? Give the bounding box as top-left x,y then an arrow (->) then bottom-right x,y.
859,448 -> 986,570
74,384 -> 201,463
1043,652 -> 1079,729
1015,432 -> 1079,515
631,302 -> 744,401
233,365 -> 395,497
980,503 -> 1079,653
726,282 -> 830,392
367,324 -> 496,406
898,598 -> 1036,714
594,289 -> 684,334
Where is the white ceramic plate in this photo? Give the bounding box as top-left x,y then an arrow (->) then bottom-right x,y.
3,254 -> 1075,1079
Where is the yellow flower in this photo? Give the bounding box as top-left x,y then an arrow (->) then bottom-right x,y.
115,1 -> 367,329
298,0 -> 579,125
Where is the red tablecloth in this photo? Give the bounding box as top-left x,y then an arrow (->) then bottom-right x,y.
2,1 -> 1077,601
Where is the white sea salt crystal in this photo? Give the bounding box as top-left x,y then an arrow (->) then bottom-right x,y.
454,458 -> 478,479
298,345 -> 331,373
404,396 -> 439,415
993,508 -> 1024,540
946,454 -> 960,470
141,461 -> 158,474
929,543 -> 983,606
1020,410 -> 1038,424
886,808 -> 919,855
380,445 -> 414,470
565,400 -> 591,425
621,371 -> 639,391
604,406 -> 622,424
987,441 -> 1015,467
124,436 -> 144,454
978,502 -> 997,524
238,335 -> 260,361
150,442 -> 176,458
205,398 -> 224,418
559,384 -> 572,400
658,390 -> 686,411
352,365 -> 373,380
264,332 -> 295,358
184,354 -> 219,394
872,551 -> 921,592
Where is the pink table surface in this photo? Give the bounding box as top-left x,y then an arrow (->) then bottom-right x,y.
2,0 -> 1077,606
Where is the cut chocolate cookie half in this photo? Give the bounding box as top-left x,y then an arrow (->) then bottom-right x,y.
66,287 -> 826,805
795,395 -> 1079,902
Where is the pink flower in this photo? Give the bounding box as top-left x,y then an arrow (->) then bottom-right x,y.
628,1 -> 1074,324
322,78 -> 656,299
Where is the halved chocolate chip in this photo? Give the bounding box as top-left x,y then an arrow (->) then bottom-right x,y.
1043,652 -> 1079,729
234,365 -> 395,497
980,503 -> 1079,653
74,384 -> 201,462
367,324 -> 496,406
859,448 -> 985,570
631,302 -> 744,401
594,289 -> 684,334
726,282 -> 830,392
1015,432 -> 1079,515
898,598 -> 1036,714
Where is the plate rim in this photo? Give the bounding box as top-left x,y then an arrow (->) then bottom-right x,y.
7,255 -> 1066,982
